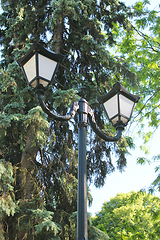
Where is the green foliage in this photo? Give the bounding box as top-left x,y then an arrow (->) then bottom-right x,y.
92,191 -> 160,239
137,156 -> 149,165
30,209 -> 61,237
109,0 -> 160,191
69,211 -> 110,239
112,0 -> 160,131
0,160 -> 17,217
89,226 -> 110,240
51,88 -> 80,108
23,106 -> 50,147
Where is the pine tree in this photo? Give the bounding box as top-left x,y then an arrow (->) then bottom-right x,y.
0,0 -> 138,239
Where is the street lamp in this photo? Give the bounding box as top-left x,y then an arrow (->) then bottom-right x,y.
98,82 -> 140,128
17,41 -> 64,92
17,41 -> 140,240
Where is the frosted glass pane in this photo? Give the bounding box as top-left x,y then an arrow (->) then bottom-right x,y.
38,54 -> 57,81
23,55 -> 36,82
119,95 -> 134,118
111,116 -> 119,125
30,80 -> 37,88
120,116 -> 128,124
39,79 -> 49,87
103,95 -> 118,119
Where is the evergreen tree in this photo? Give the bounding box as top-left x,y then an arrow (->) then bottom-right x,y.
0,0 -> 140,239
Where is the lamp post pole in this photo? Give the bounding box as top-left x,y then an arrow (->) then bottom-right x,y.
77,98 -> 88,240
36,94 -> 127,240
17,41 -> 141,240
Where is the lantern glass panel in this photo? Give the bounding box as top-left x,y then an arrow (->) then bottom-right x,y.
120,116 -> 128,124
39,79 -> 49,87
38,54 -> 57,81
103,95 -> 118,119
119,95 -> 135,119
111,116 -> 119,125
30,80 -> 37,88
23,54 -> 36,83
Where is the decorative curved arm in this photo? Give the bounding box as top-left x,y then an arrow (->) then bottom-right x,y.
37,94 -> 79,121
37,94 -> 124,142
87,106 -> 124,142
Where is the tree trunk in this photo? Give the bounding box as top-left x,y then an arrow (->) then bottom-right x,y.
17,126 -> 39,240
20,126 -> 39,200
53,19 -> 63,54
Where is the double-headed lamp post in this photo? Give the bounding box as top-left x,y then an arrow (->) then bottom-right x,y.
17,42 -> 140,240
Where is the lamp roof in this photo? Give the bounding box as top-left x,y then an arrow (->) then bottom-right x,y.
98,81 -> 141,104
17,41 -> 65,67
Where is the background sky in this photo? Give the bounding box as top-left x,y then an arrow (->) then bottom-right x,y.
89,0 -> 160,216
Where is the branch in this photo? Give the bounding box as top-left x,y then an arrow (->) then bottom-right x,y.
133,87 -> 160,120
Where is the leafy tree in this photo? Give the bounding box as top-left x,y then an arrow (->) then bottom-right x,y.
92,191 -> 160,239
108,0 -> 160,190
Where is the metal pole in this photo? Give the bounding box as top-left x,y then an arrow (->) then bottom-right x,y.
77,98 -> 88,240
